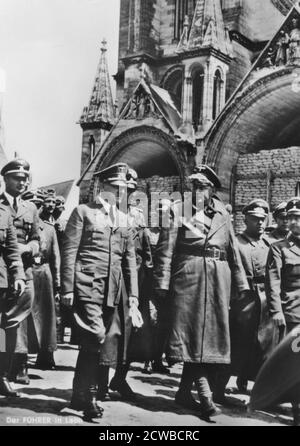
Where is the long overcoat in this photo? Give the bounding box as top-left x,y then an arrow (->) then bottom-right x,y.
0,194 -> 39,353
230,233 -> 276,380
30,220 -> 60,353
153,199 -> 249,364
266,235 -> 300,325
61,201 -> 138,366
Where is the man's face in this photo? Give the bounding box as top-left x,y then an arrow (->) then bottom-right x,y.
4,174 -> 28,197
245,215 -> 267,237
192,184 -> 214,208
43,198 -> 56,215
289,215 -> 300,236
275,214 -> 289,233
32,201 -> 43,216
102,183 -> 126,207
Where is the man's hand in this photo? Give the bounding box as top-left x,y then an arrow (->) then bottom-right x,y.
129,296 -> 139,308
14,280 -> 26,296
272,312 -> 286,328
61,293 -> 74,308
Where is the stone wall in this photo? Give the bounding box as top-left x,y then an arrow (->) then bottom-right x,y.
234,146 -> 300,233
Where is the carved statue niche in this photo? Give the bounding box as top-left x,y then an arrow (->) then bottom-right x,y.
275,30 -> 289,66
261,48 -> 276,68
288,17 -> 300,65
124,88 -> 159,120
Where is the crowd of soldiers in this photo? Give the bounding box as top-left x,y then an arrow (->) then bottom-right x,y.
0,158 -> 299,425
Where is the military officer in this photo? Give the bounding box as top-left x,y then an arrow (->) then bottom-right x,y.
0,159 -> 40,385
268,202 -> 289,243
266,197 -> 300,335
22,189 -> 60,370
229,199 -> 275,395
61,163 -> 139,421
53,195 -> 67,249
153,165 -> 249,420
265,199 -> 300,424
101,168 -> 153,402
40,189 -> 56,224
0,205 -> 26,396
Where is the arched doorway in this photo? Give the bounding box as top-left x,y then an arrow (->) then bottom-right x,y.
206,67 -> 300,201
89,125 -> 186,200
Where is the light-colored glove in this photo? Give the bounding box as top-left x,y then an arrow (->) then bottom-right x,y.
272,312 -> 286,328
129,305 -> 144,329
61,292 -> 74,308
14,279 -> 26,296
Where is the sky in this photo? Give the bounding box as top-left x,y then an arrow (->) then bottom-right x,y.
0,0 -> 120,187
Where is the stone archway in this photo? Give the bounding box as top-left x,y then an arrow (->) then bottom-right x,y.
89,125 -> 187,200
206,67 -> 300,200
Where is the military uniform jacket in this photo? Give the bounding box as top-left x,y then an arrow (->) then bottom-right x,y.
266,235 -> 300,323
61,202 -> 138,308
0,203 -> 25,288
230,232 -> 275,378
268,228 -> 289,245
0,193 -> 40,280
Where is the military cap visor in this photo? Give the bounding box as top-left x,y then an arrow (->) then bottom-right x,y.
287,197 -> 300,216
1,159 -> 30,177
94,163 -> 129,187
273,202 -> 288,219
22,190 -> 45,204
243,199 -> 269,218
188,173 -> 214,188
188,165 -> 222,189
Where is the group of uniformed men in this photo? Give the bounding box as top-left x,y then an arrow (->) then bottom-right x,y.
0,157 -> 299,425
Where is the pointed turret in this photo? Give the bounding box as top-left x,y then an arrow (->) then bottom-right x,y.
187,0 -> 232,56
80,39 -> 115,128
177,15 -> 190,53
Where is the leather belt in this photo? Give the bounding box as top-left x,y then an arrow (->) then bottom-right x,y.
178,246 -> 227,261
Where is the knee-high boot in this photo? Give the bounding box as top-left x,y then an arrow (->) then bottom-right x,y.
0,352 -> 19,397
97,365 -> 110,401
109,361 -> 136,401
175,363 -> 201,411
194,365 -> 221,419
70,349 -> 103,420
11,353 -> 30,385
70,349 -> 89,410
83,351 -> 104,421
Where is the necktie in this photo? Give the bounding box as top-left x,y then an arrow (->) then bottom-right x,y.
13,197 -> 18,213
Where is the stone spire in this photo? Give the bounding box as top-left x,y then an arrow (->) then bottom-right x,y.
177,15 -> 190,53
80,39 -> 115,128
187,0 -> 232,56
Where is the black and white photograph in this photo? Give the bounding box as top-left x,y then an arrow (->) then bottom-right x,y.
0,0 -> 300,430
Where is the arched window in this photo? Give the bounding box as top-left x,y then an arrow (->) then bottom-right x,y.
174,0 -> 197,41
89,135 -> 96,161
162,67 -> 184,112
212,69 -> 223,120
192,67 -> 204,131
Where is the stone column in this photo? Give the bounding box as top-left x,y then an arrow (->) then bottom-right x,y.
202,60 -> 214,130
182,69 -> 193,124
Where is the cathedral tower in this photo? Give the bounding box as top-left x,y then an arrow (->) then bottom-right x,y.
79,39 -> 115,176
